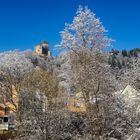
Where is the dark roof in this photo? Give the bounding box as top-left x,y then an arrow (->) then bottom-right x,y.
40,41 -> 49,45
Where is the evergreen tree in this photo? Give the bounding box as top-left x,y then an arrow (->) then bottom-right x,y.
117,60 -> 122,69
108,56 -> 112,65
111,54 -> 117,67
122,60 -> 125,66
133,49 -> 138,57
122,49 -> 128,57
129,49 -> 134,56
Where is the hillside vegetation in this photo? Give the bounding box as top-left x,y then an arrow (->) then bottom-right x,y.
0,6 -> 140,140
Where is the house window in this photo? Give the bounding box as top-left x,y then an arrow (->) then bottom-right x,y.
3,117 -> 8,123
42,47 -> 48,55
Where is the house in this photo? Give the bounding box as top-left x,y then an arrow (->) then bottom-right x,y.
121,85 -> 139,98
0,85 -> 17,138
67,92 -> 86,113
67,91 -> 105,113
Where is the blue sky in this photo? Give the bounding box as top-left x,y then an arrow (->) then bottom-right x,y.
0,0 -> 140,56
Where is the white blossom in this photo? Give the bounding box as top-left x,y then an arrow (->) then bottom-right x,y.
0,51 -> 34,77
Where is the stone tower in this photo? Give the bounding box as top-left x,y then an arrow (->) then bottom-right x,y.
35,41 -> 51,57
